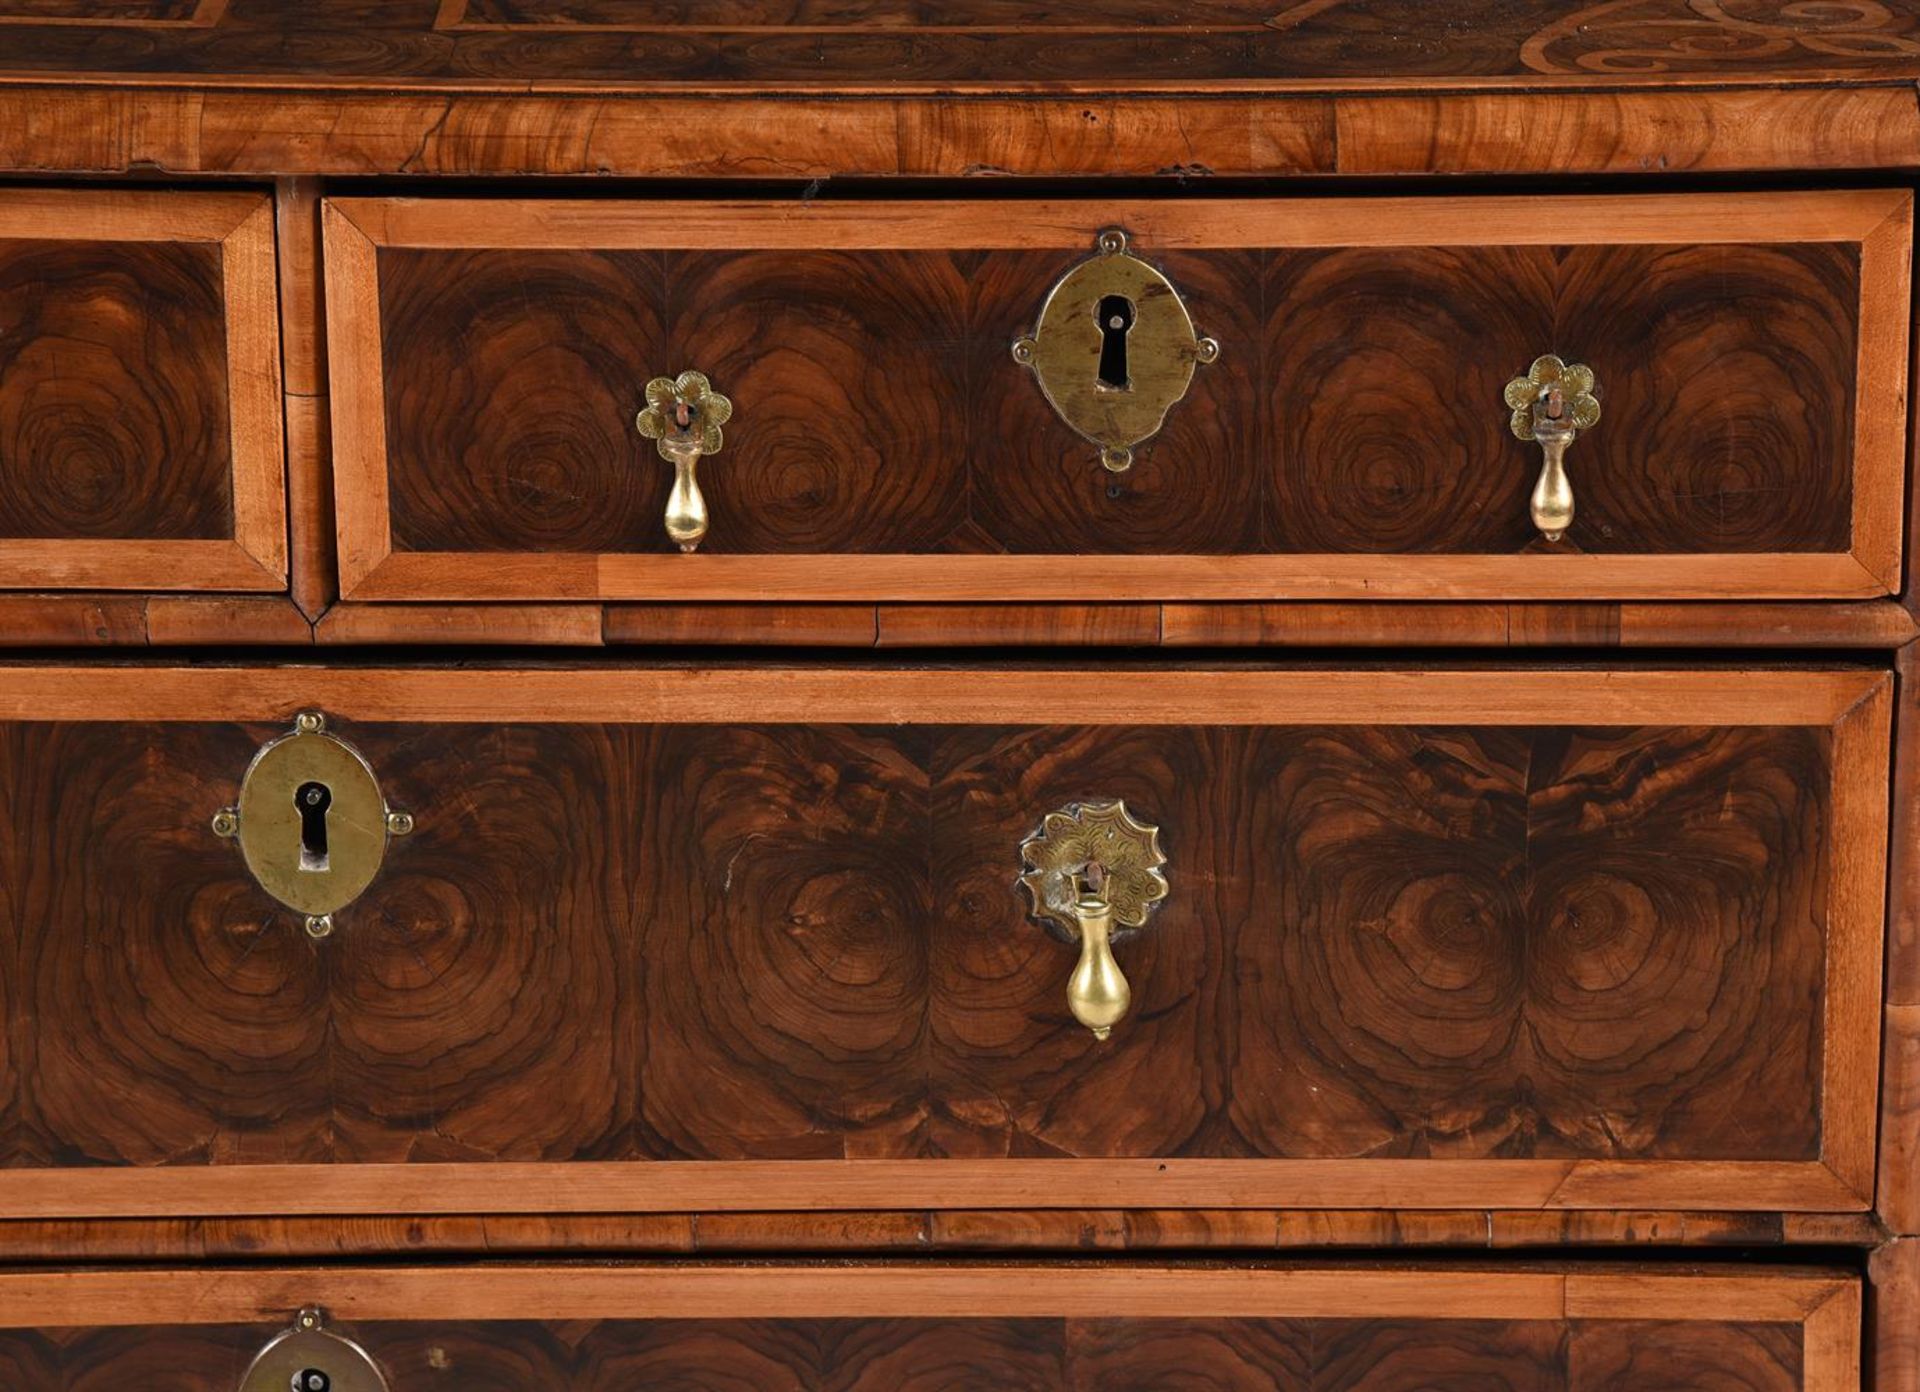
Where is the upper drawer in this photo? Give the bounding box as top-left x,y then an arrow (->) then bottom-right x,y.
0,663 -> 1888,1219
0,1262 -> 1861,1392
0,189 -> 285,592
323,190 -> 1911,603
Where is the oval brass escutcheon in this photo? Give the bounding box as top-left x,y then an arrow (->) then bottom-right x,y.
212,712 -> 412,937
1012,228 -> 1218,472
238,1308 -> 389,1392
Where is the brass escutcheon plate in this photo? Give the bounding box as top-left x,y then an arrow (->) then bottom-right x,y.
1019,799 -> 1169,945
213,712 -> 410,934
238,1309 -> 389,1392
1012,228 -> 1217,472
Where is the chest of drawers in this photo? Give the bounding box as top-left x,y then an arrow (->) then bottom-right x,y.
1,3 -> 1919,1388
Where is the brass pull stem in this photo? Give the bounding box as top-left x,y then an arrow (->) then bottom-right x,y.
1068,884 -> 1130,1041
637,370 -> 731,554
1505,355 -> 1599,545
1530,409 -> 1576,543
661,435 -> 707,553
1019,799 -> 1167,1044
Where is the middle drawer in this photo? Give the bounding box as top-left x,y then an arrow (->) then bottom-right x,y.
0,663 -> 1887,1218
322,191 -> 1911,604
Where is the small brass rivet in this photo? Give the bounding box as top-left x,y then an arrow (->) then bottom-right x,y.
210,808 -> 239,838
304,914 -> 335,940
1010,337 -> 1036,365
296,1308 -> 323,1331
1100,446 -> 1134,473
386,810 -> 415,837
293,711 -> 326,735
1195,336 -> 1220,365
1096,228 -> 1128,255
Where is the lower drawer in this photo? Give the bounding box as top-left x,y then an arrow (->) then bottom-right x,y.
0,1262 -> 1860,1390
0,663 -> 1891,1217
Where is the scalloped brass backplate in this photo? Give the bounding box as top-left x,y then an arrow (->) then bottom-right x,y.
239,1309 -> 389,1392
1019,799 -> 1169,943
1012,228 -> 1217,472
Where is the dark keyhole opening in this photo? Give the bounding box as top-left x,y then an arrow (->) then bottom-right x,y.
1096,294 -> 1135,390
295,781 -> 332,874
293,1372 -> 330,1392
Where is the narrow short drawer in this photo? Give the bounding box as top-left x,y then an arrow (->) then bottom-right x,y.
0,1262 -> 1861,1391
324,189 -> 1910,602
0,663 -> 1889,1217
0,189 -> 285,592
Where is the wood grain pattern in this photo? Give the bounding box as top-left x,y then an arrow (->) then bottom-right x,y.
0,1261 -> 1855,1326
0,664 -> 1886,1217
0,1263 -> 1858,1391
1883,642 -> 1920,1235
1873,1239 -> 1919,1392
0,595 -> 309,646
295,599 -> 1920,651
0,238 -> 230,541
1568,1321 -> 1802,1391
1,0 -> 1918,87
277,177 -> 335,620
330,192 -> 1908,602
0,188 -> 284,591
0,1207 -> 1879,1260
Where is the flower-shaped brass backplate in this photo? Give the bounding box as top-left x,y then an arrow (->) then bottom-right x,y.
1018,799 -> 1168,943
1504,354 -> 1600,440
636,369 -> 732,460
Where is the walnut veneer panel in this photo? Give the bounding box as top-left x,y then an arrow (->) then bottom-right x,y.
1,0 -> 1918,87
0,666 -> 1888,1218
327,192 -> 1910,602
0,1264 -> 1862,1392
0,189 -> 286,591
0,239 -> 229,541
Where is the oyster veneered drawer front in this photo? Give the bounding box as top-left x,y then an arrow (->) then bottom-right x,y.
323,190 -> 1910,603
0,665 -> 1888,1218
0,189 -> 286,592
0,1263 -> 1861,1391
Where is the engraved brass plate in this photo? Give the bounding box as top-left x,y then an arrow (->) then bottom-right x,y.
239,1309 -> 389,1392
212,712 -> 412,938
1019,799 -> 1169,1040
1012,229 -> 1218,472
1019,799 -> 1169,944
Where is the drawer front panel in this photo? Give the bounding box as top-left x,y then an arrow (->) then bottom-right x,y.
0,666 -> 1887,1216
326,192 -> 1910,602
0,190 -> 285,591
0,1264 -> 1860,1392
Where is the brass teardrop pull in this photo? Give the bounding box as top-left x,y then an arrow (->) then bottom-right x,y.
636,369 -> 732,552
1504,354 -> 1601,543
1018,799 -> 1169,1040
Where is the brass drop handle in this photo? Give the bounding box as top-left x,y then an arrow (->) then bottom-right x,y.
1504,355 -> 1601,543
1065,875 -> 1130,1039
1019,800 -> 1168,1042
636,369 -> 732,553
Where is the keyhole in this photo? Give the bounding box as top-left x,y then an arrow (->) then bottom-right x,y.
295,781 -> 332,873
292,1372 -> 330,1392
1096,294 -> 1135,390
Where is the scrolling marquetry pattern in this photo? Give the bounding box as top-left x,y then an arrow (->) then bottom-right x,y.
0,1316 -> 1806,1390
0,719 -> 1827,1170
376,242 -> 1857,558
0,0 -> 1916,83
0,239 -> 233,542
